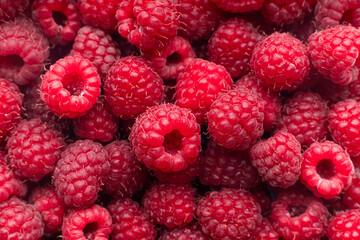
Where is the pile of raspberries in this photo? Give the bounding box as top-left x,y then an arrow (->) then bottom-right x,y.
2,0 -> 360,239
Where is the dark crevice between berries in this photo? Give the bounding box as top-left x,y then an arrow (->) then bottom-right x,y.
62,72 -> 85,96
341,10 -> 356,26
166,52 -> 183,66
0,54 -> 24,70
83,222 -> 98,239
163,130 -> 183,154
52,11 -> 67,27
317,159 -> 337,179
289,204 -> 307,217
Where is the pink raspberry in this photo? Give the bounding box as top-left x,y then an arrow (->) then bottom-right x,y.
326,209 -> 360,240
210,0 -> 265,13
153,161 -> 198,184
0,0 -> 29,20
159,224 -> 208,240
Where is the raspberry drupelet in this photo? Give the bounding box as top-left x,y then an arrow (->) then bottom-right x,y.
210,0 -> 265,13
326,209 -> 360,240
0,0 -> 29,20
41,55 -> 101,119
251,218 -> 279,240
343,167 -> 360,209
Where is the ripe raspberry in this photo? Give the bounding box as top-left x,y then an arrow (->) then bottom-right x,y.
175,58 -> 233,124
107,198 -> 157,240
343,166 -> 360,209
329,99 -> 360,157
153,161 -> 198,184
0,197 -> 44,240
130,104 -> 201,172
116,0 -> 180,51
142,183 -> 196,229
104,56 -> 164,119
208,18 -> 262,79
276,91 -> 329,147
53,139 -> 110,207
0,17 -> 49,86
250,32 -> 309,91
0,78 -> 23,142
197,188 -> 262,240
207,87 -> 264,151
301,141 -> 354,199
251,218 -> 279,240
6,118 -> 65,182
102,140 -> 150,198
41,55 -> 101,118
235,73 -> 281,131
70,26 -> 121,78
0,0 -> 29,20
326,209 -> 360,240
270,189 -> 329,240
199,140 -> 260,189
210,0 -> 265,13
28,185 -> 65,233
159,224 -> 208,240
32,0 -> 81,45
308,25 -> 360,86
62,204 -> 113,240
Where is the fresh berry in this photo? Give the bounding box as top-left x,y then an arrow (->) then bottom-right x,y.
0,0 -> 29,20
153,160 -> 198,184
159,224 -> 208,240
326,209 -> 360,240
251,218 -> 279,240
129,104 -> 201,172
250,32 -> 309,91
41,55 -> 101,118
53,139 -> 110,207
301,141 -> 354,199
210,0 -> 265,13
104,56 -> 164,119
343,166 -> 360,209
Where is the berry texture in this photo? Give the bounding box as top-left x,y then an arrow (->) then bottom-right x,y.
250,32 -> 309,91
301,141 -> 354,199
326,209 -> 360,240
210,0 -> 265,13
53,139 -> 110,207
343,168 -> 360,209
175,58 -> 233,124
154,161 -> 198,184
251,218 -> 279,240
207,87 -> 264,151
159,225 -> 208,240
130,104 -> 201,172
0,0 -> 29,20
41,55 -> 101,118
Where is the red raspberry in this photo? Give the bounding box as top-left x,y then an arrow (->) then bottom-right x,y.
32,0 -> 81,45
301,141 -> 354,199
62,204 -> 113,240
210,0 -> 265,13
102,140 -> 150,198
142,183 -> 196,229
53,139 -> 110,207
0,18 -> 49,86
41,55 -> 101,118
199,140 -> 260,189
129,104 -> 201,172
73,96 -> 119,143
329,99 -> 360,157
251,218 -> 279,240
0,78 -> 23,142
28,185 -> 65,233
250,32 -> 309,91
116,0 -> 180,51
197,188 -> 262,240
270,189 -> 329,240
343,166 -> 360,209
107,198 -> 157,240
104,56 -> 164,119
6,118 -> 65,182
159,225 -> 208,240
235,73 -> 281,131
308,25 -> 360,86
153,161 -> 198,184
276,91 -> 329,147
326,209 -> 360,240
70,26 -> 121,79
0,0 -> 29,20
208,18 -> 262,79
207,87 -> 264,151
175,58 -> 233,124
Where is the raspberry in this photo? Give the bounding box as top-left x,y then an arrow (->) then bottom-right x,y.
197,188 -> 262,240
153,161 -> 198,184
251,218 -> 279,240
0,17 -> 49,86
270,189 -> 329,240
159,224 -> 208,240
41,55 -> 101,118
104,56 -> 164,119
208,18 -> 262,79
116,0 -> 180,51
308,25 -> 360,86
175,58 -> 233,124
343,166 -> 360,209
70,26 -> 121,78
107,198 -> 157,240
199,140 -> 260,189
142,182 -> 196,229
329,99 -> 360,157
32,0 -> 81,45
235,73 -> 281,131
210,0 -> 265,13
0,197 -> 44,240
28,185 -> 65,233
62,204 -> 113,240
53,139 -> 110,207
0,0 -> 29,20
129,104 -> 201,172
326,209 -> 360,240
207,87 -> 264,151
102,140 -> 150,198
301,141 -> 354,199
250,32 -> 309,91
276,91 -> 329,147
6,118 -> 65,182
0,78 -> 23,142
73,96 -> 119,143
